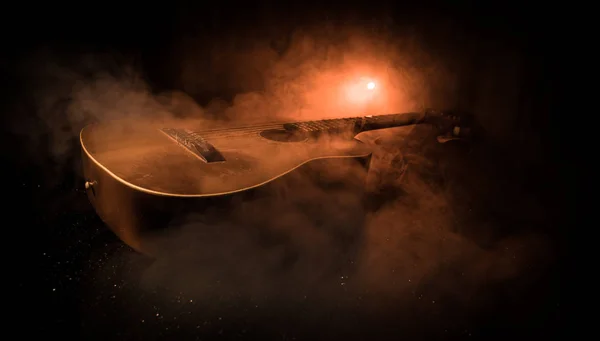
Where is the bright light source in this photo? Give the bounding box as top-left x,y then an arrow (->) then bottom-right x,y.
366,82 -> 376,90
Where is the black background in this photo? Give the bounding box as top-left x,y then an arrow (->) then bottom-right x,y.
2,1 -> 564,340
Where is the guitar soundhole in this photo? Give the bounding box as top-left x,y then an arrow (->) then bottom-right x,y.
260,129 -> 306,142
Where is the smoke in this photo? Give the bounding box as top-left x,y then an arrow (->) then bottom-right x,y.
13,23 -> 554,338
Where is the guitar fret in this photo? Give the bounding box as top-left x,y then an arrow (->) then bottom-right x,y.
307,121 -> 320,131
314,121 -> 328,130
293,123 -> 307,132
299,122 -> 310,131
284,116 -> 362,135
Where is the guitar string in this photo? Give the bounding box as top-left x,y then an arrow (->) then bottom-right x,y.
199,123 -> 360,138
173,113 -> 418,138
185,121 -> 287,133
197,124 -> 286,137
195,119 -> 361,138
181,116 -> 366,136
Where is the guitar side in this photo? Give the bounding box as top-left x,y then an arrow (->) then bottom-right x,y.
80,121 -> 373,254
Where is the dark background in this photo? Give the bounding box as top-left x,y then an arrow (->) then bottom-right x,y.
2,1 -> 564,340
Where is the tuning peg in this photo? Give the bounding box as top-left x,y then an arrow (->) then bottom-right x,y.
85,180 -> 97,190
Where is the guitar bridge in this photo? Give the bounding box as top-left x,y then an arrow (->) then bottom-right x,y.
160,128 -> 226,163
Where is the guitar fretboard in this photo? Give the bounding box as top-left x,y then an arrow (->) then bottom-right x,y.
283,117 -> 360,135
283,112 -> 426,136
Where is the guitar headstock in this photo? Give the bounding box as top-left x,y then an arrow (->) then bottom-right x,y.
423,108 -> 476,143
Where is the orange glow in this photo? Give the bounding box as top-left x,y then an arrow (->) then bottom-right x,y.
342,77 -> 380,111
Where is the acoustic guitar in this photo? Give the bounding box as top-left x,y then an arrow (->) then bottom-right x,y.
80,109 -> 469,254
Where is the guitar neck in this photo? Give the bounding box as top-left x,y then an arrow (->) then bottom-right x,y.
359,112 -> 426,132
283,111 -> 427,135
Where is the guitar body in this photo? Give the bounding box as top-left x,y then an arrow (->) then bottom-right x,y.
81,120 -> 373,255
80,110 -> 466,255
